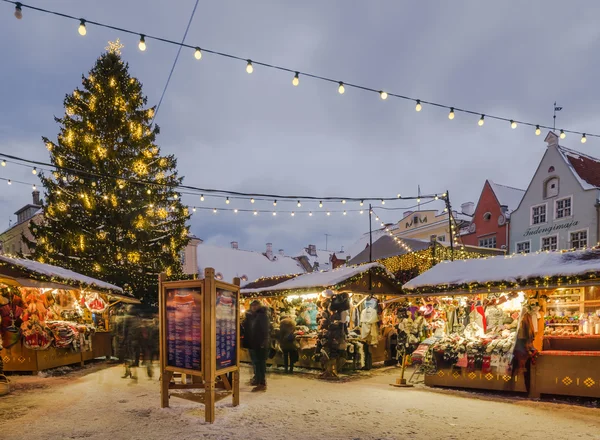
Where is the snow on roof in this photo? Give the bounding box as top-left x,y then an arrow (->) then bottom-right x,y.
0,255 -> 124,294
347,235 -> 431,265
557,145 -> 600,190
403,249 -> 600,292
488,181 -> 525,212
197,243 -> 305,286
296,247 -> 345,272
242,262 -> 392,295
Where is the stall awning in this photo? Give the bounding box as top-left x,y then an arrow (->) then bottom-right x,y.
241,262 -> 401,297
403,249 -> 600,294
0,255 -> 139,303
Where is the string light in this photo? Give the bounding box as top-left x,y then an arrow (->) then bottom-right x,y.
31,167 -> 37,175
273,200 -> 277,206
226,197 -> 230,204
397,193 -> 401,198
5,2 -> 599,143
194,47 -> 202,60
192,207 -> 196,212
309,211 -> 313,216
510,120 -> 517,129
319,201 -> 323,208
327,211 -> 331,216
13,2 -> 22,19
138,34 -> 146,51
343,210 -> 347,215
32,184 -> 36,190
535,125 -> 541,136
250,198 -> 255,204
360,210 -> 364,214
213,208 -> 217,213
1,160 -> 5,166
291,211 -> 295,216
297,200 -> 301,207
78,19 -> 86,36
272,211 -> 276,216
478,115 -> 485,126
246,60 -> 253,74
234,208 -> 238,213
381,200 -> 385,205
448,108 -> 455,120
200,194 -> 204,201
581,134 -> 587,144
342,199 -> 346,204
380,91 -> 388,100
560,130 -> 566,139
7,180 -> 11,185
360,200 -> 364,206
292,72 -> 299,86
253,210 -> 258,216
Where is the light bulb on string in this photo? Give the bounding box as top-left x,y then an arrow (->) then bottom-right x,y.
253,211 -> 258,216
448,108 -> 455,120
397,194 -> 401,198
246,60 -> 254,74
291,212 -> 295,217
381,200 -> 385,205
272,212 -> 277,216
375,216 -> 380,221
417,198 -> 421,203
292,72 -> 299,86
32,184 -> 36,190
234,208 -> 238,213
319,201 -> 323,208
192,207 -> 196,212
343,211 -> 347,216
173,194 -> 178,200
309,211 -> 313,216
1,160 -> 5,166
250,198 -> 255,204
380,91 -> 388,100
338,82 -> 345,94
200,194 -> 205,201
360,200 -> 364,206
32,167 -> 37,175
78,19 -> 87,36
581,134 -> 587,144
478,115 -> 485,126
194,47 -> 202,60
297,201 -> 302,207
147,189 -> 151,195
415,100 -> 422,112
560,130 -> 566,139
7,180 -> 11,185
273,200 -> 277,206
327,211 -> 331,216
213,208 -> 217,213
535,125 -> 541,136
14,3 -> 22,19
511,120 -> 517,129
342,199 -> 346,204
226,197 -> 230,204
360,210 -> 364,214
138,35 -> 146,51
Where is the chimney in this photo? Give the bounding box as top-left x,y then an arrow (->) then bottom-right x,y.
279,249 -> 284,256
307,244 -> 317,257
403,210 -> 413,218
32,190 -> 41,206
230,241 -> 238,250
461,201 -> 475,216
545,131 -> 559,147
266,243 -> 273,260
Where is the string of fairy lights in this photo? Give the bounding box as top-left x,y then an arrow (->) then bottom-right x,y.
2,0 -> 598,144
0,152 -> 446,214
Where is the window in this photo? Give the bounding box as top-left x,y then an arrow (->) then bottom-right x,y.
531,204 -> 546,225
437,235 -> 446,242
555,197 -> 572,219
516,241 -> 531,254
544,177 -> 559,198
483,212 -> 492,221
541,235 -> 558,251
570,231 -> 587,249
478,236 -> 497,248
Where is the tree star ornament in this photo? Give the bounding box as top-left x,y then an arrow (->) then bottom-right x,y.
105,39 -> 124,55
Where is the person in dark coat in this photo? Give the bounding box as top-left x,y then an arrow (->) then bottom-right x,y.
246,300 -> 269,391
241,309 -> 257,384
278,314 -> 298,374
121,306 -> 141,380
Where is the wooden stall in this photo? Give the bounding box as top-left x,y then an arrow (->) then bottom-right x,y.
240,263 -> 403,375
402,249 -> 600,399
0,255 -> 138,373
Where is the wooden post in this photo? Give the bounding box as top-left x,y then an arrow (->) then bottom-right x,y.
232,277 -> 241,407
203,268 -> 216,423
390,351 -> 414,388
158,272 -> 170,408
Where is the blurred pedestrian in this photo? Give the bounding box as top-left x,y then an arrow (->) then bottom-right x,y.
278,314 -> 298,374
121,305 -> 141,380
246,300 -> 269,392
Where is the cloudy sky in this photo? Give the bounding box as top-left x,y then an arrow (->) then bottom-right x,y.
1,0 -> 600,257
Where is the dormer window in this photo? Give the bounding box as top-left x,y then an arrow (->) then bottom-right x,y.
483,212 -> 492,221
544,177 -> 559,198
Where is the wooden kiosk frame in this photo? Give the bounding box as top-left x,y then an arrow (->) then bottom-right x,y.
159,268 -> 241,423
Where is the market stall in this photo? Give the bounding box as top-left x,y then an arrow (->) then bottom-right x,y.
401,249 -> 600,398
0,255 -> 139,373
240,263 -> 403,377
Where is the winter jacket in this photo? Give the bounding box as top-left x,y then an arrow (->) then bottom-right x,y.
277,317 -> 297,351
241,311 -> 255,349
246,307 -> 270,350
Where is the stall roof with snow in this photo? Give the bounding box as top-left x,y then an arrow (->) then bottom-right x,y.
347,235 -> 431,265
402,249 -> 600,294
0,255 -> 137,301
241,262 -> 401,297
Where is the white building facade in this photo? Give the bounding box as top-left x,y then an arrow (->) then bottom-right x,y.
509,132 -> 600,253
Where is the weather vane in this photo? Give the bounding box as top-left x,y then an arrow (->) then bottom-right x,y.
553,101 -> 562,132
105,39 -> 124,55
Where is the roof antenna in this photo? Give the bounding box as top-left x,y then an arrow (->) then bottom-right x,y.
553,102 -> 562,132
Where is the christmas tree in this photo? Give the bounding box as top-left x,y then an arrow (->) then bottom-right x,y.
27,40 -> 190,304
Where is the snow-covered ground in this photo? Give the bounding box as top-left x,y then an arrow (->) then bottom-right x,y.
0,363 -> 598,440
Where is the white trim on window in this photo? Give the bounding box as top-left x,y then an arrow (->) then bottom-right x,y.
530,203 -> 548,226
516,240 -> 531,254
554,195 -> 573,221
569,228 -> 589,250
540,234 -> 558,252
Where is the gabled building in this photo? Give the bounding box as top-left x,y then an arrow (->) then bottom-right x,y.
391,205 -> 473,245
0,190 -> 43,256
509,131 -> 600,253
296,244 -> 347,271
460,180 -> 525,251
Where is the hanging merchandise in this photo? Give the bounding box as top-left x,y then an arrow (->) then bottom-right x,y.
84,292 -> 108,314
360,297 -> 380,346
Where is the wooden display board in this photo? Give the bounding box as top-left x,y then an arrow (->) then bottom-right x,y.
159,268 -> 240,423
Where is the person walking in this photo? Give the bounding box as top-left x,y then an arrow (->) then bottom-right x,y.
278,314 -> 298,374
121,306 -> 141,380
246,300 -> 269,392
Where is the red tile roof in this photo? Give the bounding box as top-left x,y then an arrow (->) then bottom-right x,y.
560,146 -> 600,189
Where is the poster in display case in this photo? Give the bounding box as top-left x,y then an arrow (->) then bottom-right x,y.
215,287 -> 238,372
165,286 -> 202,372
